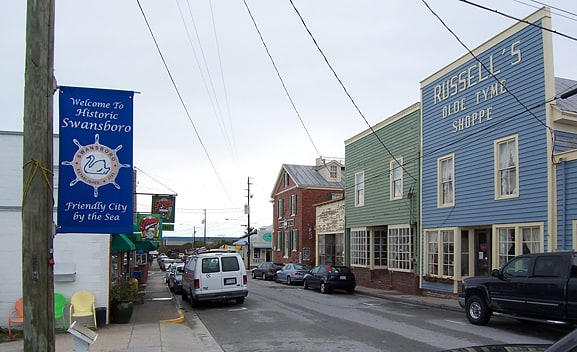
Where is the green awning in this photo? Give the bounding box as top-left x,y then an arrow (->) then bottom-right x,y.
124,233 -> 159,251
111,234 -> 136,251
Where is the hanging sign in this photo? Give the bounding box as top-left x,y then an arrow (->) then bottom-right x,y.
57,86 -> 134,234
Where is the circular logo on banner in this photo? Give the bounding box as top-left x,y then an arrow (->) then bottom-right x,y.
61,134 -> 131,197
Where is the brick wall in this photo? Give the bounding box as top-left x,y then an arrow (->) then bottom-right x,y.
353,267 -> 419,295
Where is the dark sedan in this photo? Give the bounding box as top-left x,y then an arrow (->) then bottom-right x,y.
275,263 -> 312,285
252,262 -> 284,280
303,264 -> 356,294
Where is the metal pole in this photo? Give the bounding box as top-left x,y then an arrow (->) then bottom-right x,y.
203,209 -> 207,246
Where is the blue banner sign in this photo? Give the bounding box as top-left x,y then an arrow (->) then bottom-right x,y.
57,86 -> 134,234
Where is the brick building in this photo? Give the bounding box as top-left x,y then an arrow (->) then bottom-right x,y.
271,158 -> 345,265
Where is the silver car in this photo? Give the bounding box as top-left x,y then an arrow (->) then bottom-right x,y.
275,263 -> 312,285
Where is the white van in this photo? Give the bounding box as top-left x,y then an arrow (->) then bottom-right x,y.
181,249 -> 248,306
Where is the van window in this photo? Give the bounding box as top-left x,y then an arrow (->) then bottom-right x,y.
202,258 -> 220,273
221,257 -> 240,272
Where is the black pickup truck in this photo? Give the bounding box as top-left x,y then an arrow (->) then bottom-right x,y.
458,251 -> 577,325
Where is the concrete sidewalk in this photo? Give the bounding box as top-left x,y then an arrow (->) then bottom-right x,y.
2,267 -> 461,352
3,264 -> 223,352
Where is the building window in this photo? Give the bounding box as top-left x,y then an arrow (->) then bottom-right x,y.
283,172 -> 289,187
291,229 -> 299,251
277,199 -> 284,219
425,229 -> 455,277
495,223 -> 542,268
290,194 -> 297,216
373,229 -> 388,266
351,228 -> 369,266
275,231 -> 285,253
388,225 -> 413,271
355,172 -> 364,207
495,135 -> 519,199
330,165 -> 337,178
573,220 -> 577,251
438,154 -> 454,207
390,158 -> 403,200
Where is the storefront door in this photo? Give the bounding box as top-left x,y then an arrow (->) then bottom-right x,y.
474,229 -> 491,276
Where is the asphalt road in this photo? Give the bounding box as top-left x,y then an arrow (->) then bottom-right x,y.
177,276 -> 572,352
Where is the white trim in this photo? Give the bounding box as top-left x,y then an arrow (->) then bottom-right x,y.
494,134 -> 519,200
390,158 -> 403,200
437,154 -> 455,208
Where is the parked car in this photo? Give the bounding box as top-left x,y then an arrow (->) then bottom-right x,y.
168,263 -> 185,294
181,249 -> 248,306
252,262 -> 284,280
459,251 -> 577,326
303,264 -> 356,294
275,263 -> 312,285
160,258 -> 178,271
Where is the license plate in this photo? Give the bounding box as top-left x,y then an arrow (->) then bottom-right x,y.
340,276 -> 347,280
224,278 -> 236,285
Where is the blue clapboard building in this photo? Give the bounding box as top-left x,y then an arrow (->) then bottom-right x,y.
419,7 -> 577,294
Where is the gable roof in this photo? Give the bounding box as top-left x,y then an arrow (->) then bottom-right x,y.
284,163 -> 345,189
556,77 -> 577,114
271,163 -> 345,197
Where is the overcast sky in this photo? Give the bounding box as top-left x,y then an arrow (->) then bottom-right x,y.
2,1 -> 576,238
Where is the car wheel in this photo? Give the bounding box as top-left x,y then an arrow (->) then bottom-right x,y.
320,281 -> 329,294
303,279 -> 309,290
465,294 -> 492,325
252,271 -> 257,279
235,297 -> 245,304
347,288 -> 354,294
287,276 -> 292,285
262,273 -> 267,281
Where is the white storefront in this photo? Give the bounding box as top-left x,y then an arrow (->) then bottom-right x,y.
0,131 -> 110,327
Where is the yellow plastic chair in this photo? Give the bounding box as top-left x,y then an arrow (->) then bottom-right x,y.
8,297 -> 24,338
69,290 -> 97,329
54,293 -> 68,329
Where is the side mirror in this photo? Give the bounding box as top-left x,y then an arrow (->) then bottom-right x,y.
490,269 -> 500,278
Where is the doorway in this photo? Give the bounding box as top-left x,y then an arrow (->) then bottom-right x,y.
474,229 -> 491,276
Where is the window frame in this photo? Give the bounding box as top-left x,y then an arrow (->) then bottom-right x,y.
350,228 -> 369,267
390,158 -> 403,200
355,171 -> 365,207
493,222 -> 543,269
494,135 -> 519,200
277,198 -> 284,219
290,194 -> 297,216
424,228 -> 456,278
437,154 -> 454,208
388,225 -> 413,272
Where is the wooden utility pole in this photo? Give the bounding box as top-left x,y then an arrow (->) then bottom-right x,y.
246,177 -> 252,269
22,0 -> 56,351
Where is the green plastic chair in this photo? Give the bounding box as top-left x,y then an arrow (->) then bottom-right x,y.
54,293 -> 68,329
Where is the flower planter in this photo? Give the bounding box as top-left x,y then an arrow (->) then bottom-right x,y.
110,301 -> 133,324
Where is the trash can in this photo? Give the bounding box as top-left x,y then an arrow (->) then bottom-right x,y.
95,307 -> 107,327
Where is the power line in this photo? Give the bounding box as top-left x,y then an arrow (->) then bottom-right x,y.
287,0 -> 417,182
136,0 -> 235,206
242,0 -> 323,159
458,0 -> 577,42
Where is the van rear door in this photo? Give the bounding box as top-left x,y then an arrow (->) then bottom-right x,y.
200,257 -> 223,293
221,256 -> 243,292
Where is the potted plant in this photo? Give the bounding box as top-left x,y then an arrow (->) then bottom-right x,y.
110,279 -> 138,324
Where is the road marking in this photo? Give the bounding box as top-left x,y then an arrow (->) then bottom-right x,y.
228,307 -> 247,312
